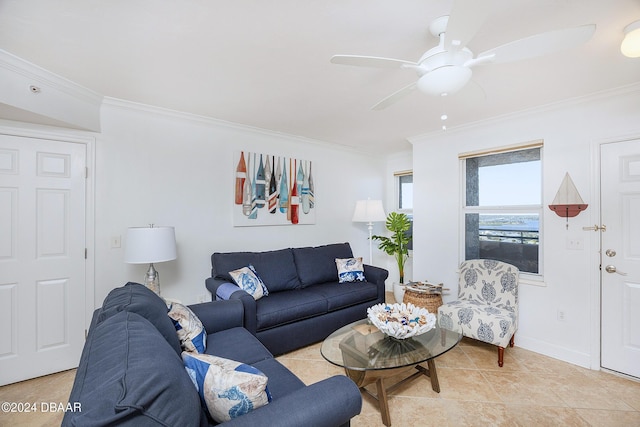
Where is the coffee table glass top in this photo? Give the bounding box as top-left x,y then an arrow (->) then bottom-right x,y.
321,318 -> 462,371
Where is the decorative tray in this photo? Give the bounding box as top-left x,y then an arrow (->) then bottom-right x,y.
404,281 -> 446,294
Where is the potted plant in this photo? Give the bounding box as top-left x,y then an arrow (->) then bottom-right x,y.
372,212 -> 412,286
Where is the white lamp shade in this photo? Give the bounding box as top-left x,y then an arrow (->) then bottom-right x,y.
416,65 -> 472,96
352,200 -> 387,223
621,20 -> 640,58
125,226 -> 177,264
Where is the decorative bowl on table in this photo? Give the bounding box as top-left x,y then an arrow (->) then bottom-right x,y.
366,302 -> 436,339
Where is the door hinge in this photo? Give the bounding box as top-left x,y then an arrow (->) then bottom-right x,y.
84,248 -> 88,259
85,167 -> 89,179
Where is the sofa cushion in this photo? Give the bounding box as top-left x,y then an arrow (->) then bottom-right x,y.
182,352 -> 271,423
205,327 -> 273,365
305,282 -> 379,312
212,249 -> 301,292
168,302 -> 207,353
98,282 -> 182,356
63,311 -> 201,427
251,358 -> 306,400
293,243 -> 354,287
255,289 -> 328,331
335,257 -> 366,283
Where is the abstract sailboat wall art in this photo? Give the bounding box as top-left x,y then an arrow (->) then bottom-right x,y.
233,151 -> 315,226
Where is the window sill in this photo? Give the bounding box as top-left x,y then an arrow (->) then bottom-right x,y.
520,274 -> 546,287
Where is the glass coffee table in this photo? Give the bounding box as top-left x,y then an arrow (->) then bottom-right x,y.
321,318 -> 462,426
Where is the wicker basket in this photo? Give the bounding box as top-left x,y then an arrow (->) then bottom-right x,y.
403,288 -> 443,314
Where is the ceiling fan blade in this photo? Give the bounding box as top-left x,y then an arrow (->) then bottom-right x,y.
371,82 -> 417,110
477,24 -> 596,64
444,0 -> 501,50
331,55 -> 417,69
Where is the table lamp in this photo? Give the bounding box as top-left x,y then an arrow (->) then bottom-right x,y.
124,225 -> 177,295
352,199 -> 386,264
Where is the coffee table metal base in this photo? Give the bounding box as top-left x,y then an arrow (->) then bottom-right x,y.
344,359 -> 439,426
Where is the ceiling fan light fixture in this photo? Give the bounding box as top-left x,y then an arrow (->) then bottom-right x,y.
621,20 -> 640,58
416,66 -> 472,96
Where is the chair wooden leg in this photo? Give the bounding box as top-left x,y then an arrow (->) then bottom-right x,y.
498,334 -> 514,367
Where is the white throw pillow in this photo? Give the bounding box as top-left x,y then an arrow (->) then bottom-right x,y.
182,352 -> 271,423
335,257 -> 366,283
229,264 -> 268,300
167,302 -> 207,353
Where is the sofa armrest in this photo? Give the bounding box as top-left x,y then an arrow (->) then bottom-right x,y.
188,300 -> 244,333
205,277 -> 258,335
221,376 -> 361,427
364,264 -> 389,303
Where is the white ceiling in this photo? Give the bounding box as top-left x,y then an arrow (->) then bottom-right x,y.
1,0 -> 639,154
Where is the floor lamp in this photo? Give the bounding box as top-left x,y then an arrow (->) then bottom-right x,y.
125,225 -> 177,295
352,199 -> 387,264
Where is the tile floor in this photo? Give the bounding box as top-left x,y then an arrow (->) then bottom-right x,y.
277,337 -> 640,426
1,293 -> 639,427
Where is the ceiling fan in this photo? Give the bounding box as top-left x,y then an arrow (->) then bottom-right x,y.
331,0 -> 596,110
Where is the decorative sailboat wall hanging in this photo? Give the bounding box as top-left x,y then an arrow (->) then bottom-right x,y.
233,151 -> 315,227
549,173 -> 588,229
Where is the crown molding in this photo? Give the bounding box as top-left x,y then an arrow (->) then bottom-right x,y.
408,82 -> 640,144
102,97 -> 380,156
0,49 -> 102,105
0,49 -> 102,131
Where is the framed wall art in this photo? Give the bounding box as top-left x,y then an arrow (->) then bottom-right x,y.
233,151 -> 315,226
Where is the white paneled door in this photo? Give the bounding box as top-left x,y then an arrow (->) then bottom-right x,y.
600,138 -> 640,379
0,134 -> 87,385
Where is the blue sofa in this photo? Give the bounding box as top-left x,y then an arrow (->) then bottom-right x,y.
205,242 -> 389,355
63,282 -> 362,426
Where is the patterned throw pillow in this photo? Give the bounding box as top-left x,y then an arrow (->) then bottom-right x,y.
229,264 -> 269,300
167,302 -> 207,353
335,257 -> 366,283
182,352 -> 271,423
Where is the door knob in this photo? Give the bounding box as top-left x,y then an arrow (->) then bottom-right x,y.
605,265 -> 627,276
582,224 -> 607,232
605,249 -> 616,257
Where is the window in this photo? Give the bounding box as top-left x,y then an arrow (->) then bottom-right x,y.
398,173 -> 413,210
395,171 -> 413,250
461,143 -> 542,274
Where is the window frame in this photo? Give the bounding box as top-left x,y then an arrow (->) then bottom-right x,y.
394,170 -> 413,251
459,142 -> 544,282
395,170 -> 413,214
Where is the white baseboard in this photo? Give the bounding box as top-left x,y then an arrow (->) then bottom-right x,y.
516,335 -> 593,370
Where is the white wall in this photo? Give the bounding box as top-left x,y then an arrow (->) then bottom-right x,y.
409,85 -> 640,368
93,99 -> 386,305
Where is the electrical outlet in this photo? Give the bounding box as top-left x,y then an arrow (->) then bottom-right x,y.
557,310 -> 566,322
566,236 -> 583,250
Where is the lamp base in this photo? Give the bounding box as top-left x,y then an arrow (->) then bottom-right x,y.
144,263 -> 161,295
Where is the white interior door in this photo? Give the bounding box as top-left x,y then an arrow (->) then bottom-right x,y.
600,138 -> 640,379
0,134 -> 87,385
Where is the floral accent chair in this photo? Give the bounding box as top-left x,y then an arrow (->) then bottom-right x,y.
437,259 -> 519,367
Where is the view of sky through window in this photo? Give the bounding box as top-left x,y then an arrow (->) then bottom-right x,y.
479,161 -> 541,206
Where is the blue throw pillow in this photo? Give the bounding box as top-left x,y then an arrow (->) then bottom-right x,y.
182,352 -> 271,423
167,302 -> 207,353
